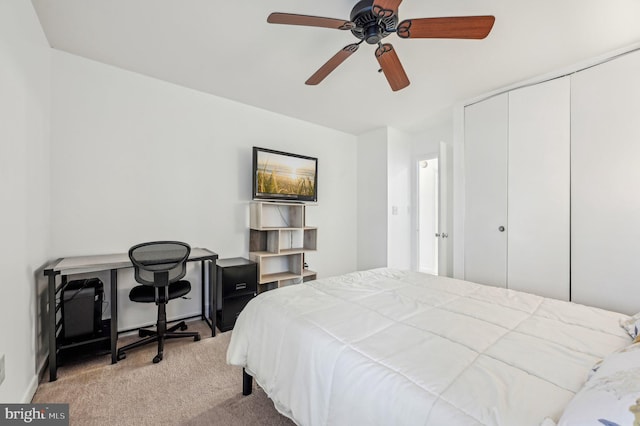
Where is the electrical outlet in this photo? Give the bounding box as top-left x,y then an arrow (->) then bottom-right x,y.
0,353 -> 5,386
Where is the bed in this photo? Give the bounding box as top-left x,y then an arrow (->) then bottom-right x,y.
227,268 -> 640,425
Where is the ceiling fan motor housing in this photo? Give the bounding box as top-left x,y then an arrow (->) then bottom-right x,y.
350,0 -> 398,44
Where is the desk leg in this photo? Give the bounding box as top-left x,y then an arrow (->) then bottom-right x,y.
110,269 -> 118,364
201,261 -> 205,321
46,270 -> 60,382
210,259 -> 216,337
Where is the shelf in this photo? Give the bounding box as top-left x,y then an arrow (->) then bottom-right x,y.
258,282 -> 278,293
250,226 -> 302,231
57,319 -> 111,353
250,202 -> 305,229
259,271 -> 301,284
249,250 -> 278,257
250,248 -> 316,258
281,248 -> 316,255
249,226 -> 317,231
249,201 -> 317,292
302,269 -> 317,277
250,228 -> 317,254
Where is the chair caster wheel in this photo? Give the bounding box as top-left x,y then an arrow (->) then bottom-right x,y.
153,355 -> 162,363
180,324 -> 188,331
117,352 -> 126,361
194,334 -> 201,342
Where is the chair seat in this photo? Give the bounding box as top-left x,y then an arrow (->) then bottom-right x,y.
129,280 -> 191,303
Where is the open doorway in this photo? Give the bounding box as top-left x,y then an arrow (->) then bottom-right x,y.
417,157 -> 439,274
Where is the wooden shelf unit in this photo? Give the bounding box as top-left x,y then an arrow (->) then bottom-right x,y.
249,202 -> 317,291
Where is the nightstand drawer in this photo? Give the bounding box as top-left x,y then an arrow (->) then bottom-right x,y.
216,258 -> 257,332
218,260 -> 257,298
224,278 -> 254,296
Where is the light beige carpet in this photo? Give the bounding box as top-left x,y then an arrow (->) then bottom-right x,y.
32,321 -> 294,425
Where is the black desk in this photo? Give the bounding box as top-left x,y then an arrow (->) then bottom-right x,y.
43,248 -> 218,381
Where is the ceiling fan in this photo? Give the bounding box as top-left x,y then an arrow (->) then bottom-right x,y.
267,0 -> 495,91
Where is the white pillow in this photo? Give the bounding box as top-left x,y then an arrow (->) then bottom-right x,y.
620,312 -> 640,339
558,343 -> 640,426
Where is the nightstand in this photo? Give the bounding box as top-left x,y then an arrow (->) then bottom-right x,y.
216,258 -> 257,332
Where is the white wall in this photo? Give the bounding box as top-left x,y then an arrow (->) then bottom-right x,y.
387,128 -> 413,270
0,1 -> 51,402
412,118 -> 453,158
356,127 -> 414,271
49,50 -> 358,329
356,128 -> 388,270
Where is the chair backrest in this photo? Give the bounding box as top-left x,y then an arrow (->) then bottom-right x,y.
128,241 -> 191,287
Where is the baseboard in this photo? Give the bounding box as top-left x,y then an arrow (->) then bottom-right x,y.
22,374 -> 39,403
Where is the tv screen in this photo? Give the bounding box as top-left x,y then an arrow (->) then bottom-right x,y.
252,147 -> 318,202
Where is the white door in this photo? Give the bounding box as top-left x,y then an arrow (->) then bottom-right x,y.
417,142 -> 452,276
507,77 -> 571,301
571,50 -> 640,315
417,157 -> 438,274
464,94 -> 509,287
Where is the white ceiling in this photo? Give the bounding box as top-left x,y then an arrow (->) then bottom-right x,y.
31,0 -> 640,135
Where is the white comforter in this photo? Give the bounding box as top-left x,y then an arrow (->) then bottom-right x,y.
227,269 -> 631,425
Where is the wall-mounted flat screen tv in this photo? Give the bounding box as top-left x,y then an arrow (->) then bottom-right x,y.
252,147 -> 318,202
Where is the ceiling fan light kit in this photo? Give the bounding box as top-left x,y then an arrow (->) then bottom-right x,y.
267,0 -> 495,91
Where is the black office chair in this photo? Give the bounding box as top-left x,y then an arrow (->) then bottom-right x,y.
117,241 -> 200,363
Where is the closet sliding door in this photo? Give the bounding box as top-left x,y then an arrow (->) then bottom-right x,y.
571,50 -> 640,315
464,94 -> 508,288
464,79 -> 570,298
507,77 -> 570,300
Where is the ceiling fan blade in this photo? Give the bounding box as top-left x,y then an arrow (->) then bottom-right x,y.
375,44 -> 410,92
306,44 -> 360,86
267,13 -> 355,30
372,0 -> 403,19
397,16 -> 495,39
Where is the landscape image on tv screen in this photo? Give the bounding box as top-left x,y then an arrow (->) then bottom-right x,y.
255,150 -> 316,199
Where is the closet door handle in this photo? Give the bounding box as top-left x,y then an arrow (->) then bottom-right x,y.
498,226 -> 505,232
435,233 -> 441,237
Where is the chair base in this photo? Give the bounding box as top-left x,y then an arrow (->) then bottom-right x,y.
117,320 -> 200,363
